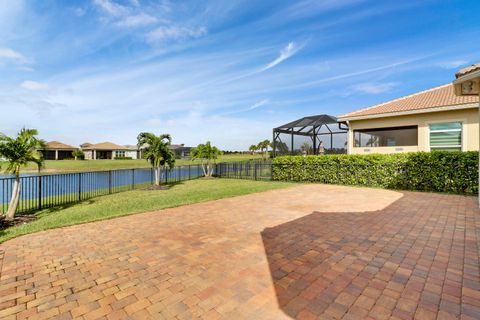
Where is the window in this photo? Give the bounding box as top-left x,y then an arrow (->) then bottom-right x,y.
115,151 -> 126,157
429,122 -> 462,151
354,126 -> 418,147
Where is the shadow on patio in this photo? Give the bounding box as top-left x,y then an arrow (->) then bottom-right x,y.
261,191 -> 480,319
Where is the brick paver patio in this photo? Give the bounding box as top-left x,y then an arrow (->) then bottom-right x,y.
0,184 -> 479,319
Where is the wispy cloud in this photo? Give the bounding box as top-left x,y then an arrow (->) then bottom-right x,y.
223,99 -> 269,115
21,80 -> 50,91
0,48 -> 28,64
116,13 -> 158,27
351,82 -> 397,94
226,42 -> 304,82
146,26 -> 207,43
93,0 -> 128,16
249,99 -> 269,110
261,42 -> 302,72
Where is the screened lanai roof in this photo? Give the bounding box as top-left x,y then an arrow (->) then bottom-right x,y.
272,114 -> 348,156
275,114 -> 339,131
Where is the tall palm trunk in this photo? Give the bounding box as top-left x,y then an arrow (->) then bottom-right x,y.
201,161 -> 207,177
6,174 -> 20,220
154,166 -> 161,186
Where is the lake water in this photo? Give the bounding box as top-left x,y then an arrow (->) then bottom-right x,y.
0,165 -> 205,213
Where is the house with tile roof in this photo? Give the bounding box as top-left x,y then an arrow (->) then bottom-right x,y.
81,142 -> 132,160
337,84 -> 479,154
41,141 -> 77,160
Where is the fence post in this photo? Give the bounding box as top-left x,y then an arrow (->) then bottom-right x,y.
109,170 -> 112,194
78,173 -> 82,201
132,169 -> 135,190
38,175 -> 42,210
150,168 -> 153,185
189,165 -> 191,180
254,163 -> 257,180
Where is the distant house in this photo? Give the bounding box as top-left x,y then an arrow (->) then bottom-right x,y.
338,84 -> 479,154
81,142 -> 131,160
125,145 -> 143,159
41,141 -> 77,160
170,144 -> 192,158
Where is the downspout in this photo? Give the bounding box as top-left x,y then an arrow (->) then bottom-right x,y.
346,120 -> 351,154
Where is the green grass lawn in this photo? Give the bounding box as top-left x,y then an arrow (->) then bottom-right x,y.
18,154 -> 264,173
0,178 -> 295,243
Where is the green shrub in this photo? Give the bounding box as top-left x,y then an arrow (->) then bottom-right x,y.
114,157 -> 133,160
272,151 -> 478,194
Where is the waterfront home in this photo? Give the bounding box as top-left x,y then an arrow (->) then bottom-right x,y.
81,142 -> 132,160
40,141 -> 77,160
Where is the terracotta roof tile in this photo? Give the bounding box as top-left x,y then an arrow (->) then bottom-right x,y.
45,141 -> 76,150
83,142 -> 129,150
456,63 -> 480,78
339,84 -> 478,119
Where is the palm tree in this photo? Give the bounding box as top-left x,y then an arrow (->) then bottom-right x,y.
301,142 -> 312,155
248,144 -> 258,155
72,149 -> 84,160
275,141 -> 289,154
366,136 -> 379,147
191,141 -> 222,177
137,132 -> 175,186
0,128 -> 45,220
257,139 -> 270,161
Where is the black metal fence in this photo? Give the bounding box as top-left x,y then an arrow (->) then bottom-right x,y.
0,164 -> 205,214
215,161 -> 272,181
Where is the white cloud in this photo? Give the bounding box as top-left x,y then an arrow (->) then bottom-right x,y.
116,13 -> 157,27
146,26 -> 207,43
352,82 -> 397,94
0,48 -> 28,64
130,0 -> 140,7
262,42 -> 302,71
21,80 -> 50,91
223,99 -> 269,115
93,0 -> 128,16
249,99 -> 269,110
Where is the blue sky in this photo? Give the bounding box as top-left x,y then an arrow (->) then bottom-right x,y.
0,0 -> 479,150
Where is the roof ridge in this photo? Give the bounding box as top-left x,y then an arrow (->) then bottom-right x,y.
339,83 -> 451,118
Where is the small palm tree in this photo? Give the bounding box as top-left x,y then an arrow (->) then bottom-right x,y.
248,144 -> 258,155
257,139 -> 270,161
137,132 -> 175,186
191,141 -> 222,177
366,136 -> 379,147
0,128 -> 45,220
72,149 -> 84,160
301,142 -> 312,155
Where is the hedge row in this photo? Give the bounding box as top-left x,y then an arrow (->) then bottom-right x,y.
272,152 -> 478,195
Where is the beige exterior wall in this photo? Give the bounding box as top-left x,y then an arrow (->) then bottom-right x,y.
346,108 -> 479,154
125,150 -> 138,159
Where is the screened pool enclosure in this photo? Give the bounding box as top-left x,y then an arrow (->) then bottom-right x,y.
272,115 -> 348,156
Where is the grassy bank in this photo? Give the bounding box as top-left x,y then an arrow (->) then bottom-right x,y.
0,178 -> 295,243
18,154 -> 263,173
